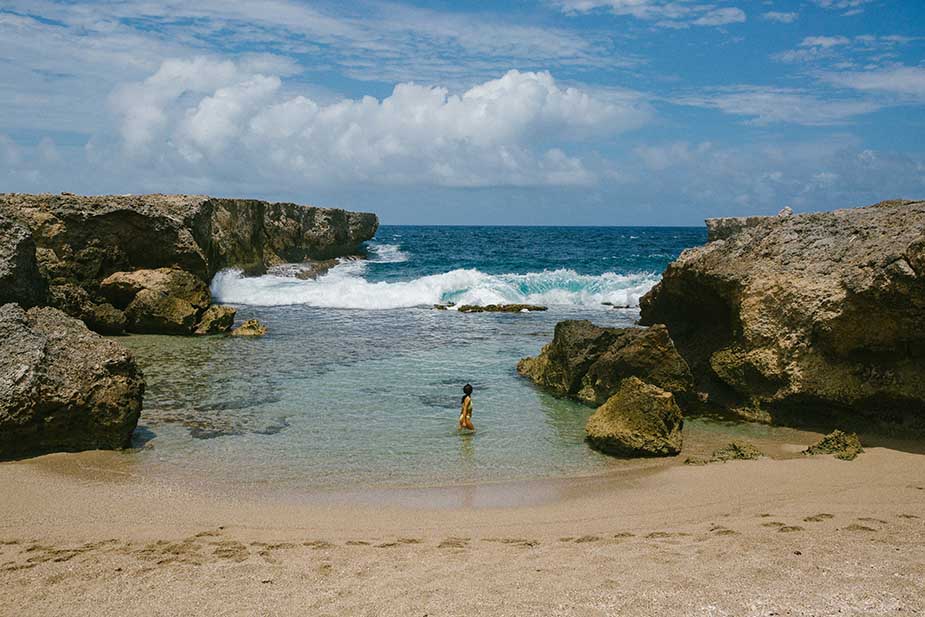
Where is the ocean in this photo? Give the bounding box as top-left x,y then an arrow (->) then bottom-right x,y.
118,225 -> 803,493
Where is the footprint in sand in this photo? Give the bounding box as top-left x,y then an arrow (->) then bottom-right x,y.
303,540 -> 335,550
898,514 -> 920,519
843,523 -> 877,532
483,537 -> 539,548
803,513 -> 834,523
646,531 -> 674,539
778,526 -> 804,533
613,532 -> 635,539
438,537 -> 469,549
211,540 -> 249,562
345,540 -> 371,546
710,526 -> 738,536
762,522 -> 786,528
857,517 -> 888,524
573,535 -> 602,544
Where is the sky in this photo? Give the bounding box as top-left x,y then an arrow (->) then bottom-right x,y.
0,0 -> 923,225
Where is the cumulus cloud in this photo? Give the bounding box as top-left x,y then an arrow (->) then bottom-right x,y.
673,86 -> 880,125
110,58 -> 651,187
555,0 -> 746,28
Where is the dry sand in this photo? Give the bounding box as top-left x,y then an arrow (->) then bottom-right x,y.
1,446 -> 923,616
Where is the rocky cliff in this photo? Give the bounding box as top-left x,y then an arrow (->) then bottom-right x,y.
0,193 -> 378,334
640,199 -> 925,431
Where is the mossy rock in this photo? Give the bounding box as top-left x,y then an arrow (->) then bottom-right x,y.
802,430 -> 863,461
711,441 -> 763,462
230,319 -> 268,337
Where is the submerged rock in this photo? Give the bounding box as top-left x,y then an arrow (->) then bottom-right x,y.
585,377 -> 684,457
0,303 -> 144,460
518,320 -> 693,406
802,430 -> 863,461
194,305 -> 237,335
230,319 -> 268,337
640,199 -> 925,430
458,304 -> 548,313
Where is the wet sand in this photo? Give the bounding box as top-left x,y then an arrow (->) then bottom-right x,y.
2,446 -> 924,616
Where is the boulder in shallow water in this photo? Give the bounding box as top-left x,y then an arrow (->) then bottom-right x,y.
802,430 -> 863,461
0,303 -> 144,460
640,199 -> 925,431
517,320 -> 693,406
230,319 -> 268,337
195,305 -> 237,335
585,377 -> 684,457
100,267 -> 210,334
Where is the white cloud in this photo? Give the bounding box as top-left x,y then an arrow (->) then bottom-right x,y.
673,86 -> 880,125
762,11 -> 798,23
823,66 -> 925,99
110,59 -> 652,188
812,0 -> 875,12
555,0 -> 746,28
801,36 -> 851,48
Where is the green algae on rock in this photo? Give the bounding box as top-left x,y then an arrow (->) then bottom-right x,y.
802,430 -> 863,461
585,377 -> 684,457
711,441 -> 764,462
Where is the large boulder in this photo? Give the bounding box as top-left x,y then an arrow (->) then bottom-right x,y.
100,268 -> 211,335
47,283 -> 126,335
517,320 -> 693,406
0,211 -> 45,307
0,193 -> 378,331
585,377 -> 684,457
0,304 -> 144,460
640,199 -> 925,430
194,305 -> 237,335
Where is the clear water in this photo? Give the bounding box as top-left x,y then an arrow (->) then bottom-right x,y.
116,224 -> 811,492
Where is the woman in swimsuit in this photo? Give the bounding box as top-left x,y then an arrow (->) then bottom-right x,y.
458,383 -> 474,431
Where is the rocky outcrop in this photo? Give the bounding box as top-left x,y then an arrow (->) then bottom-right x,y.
803,430 -> 863,461
517,320 -> 693,406
585,377 -> 684,457
100,268 -> 211,335
458,304 -> 548,313
640,199 -> 925,430
194,305 -> 237,335
0,303 -> 144,460
230,319 -> 268,337
0,211 -> 46,307
0,193 -> 378,333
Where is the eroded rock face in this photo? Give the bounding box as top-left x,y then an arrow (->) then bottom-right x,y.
0,304 -> 144,460
517,320 -> 693,406
585,377 -> 683,457
640,199 -> 925,429
100,268 -> 211,335
230,319 -> 268,337
0,193 -> 378,330
0,211 -> 46,307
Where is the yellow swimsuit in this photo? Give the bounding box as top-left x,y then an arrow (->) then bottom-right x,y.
459,396 -> 474,430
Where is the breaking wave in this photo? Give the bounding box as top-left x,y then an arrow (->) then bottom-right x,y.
211,263 -> 659,310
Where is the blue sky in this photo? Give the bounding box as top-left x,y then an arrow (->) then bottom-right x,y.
0,0 -> 923,224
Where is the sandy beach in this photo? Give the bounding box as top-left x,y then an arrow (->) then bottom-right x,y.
2,445 -> 923,617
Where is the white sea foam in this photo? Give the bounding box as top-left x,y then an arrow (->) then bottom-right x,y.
367,243 -> 410,263
211,265 -> 659,310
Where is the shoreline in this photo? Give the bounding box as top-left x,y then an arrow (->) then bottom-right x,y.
2,447 -> 923,615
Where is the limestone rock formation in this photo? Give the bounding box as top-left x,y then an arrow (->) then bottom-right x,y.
517,320 -> 693,406
803,430 -> 863,461
100,268 -> 211,335
585,377 -> 684,457
194,305 -> 237,335
640,199 -> 925,430
230,319 -> 268,337
458,304 -> 548,313
0,193 -> 378,332
0,303 -> 144,460
0,211 -> 45,307
48,283 -> 126,335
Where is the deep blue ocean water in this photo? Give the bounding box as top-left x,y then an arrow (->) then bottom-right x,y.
118,225 -> 784,493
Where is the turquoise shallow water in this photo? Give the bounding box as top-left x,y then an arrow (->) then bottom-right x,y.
114,225 -> 815,491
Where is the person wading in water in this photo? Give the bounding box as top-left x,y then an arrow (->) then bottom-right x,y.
458,383 -> 475,431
